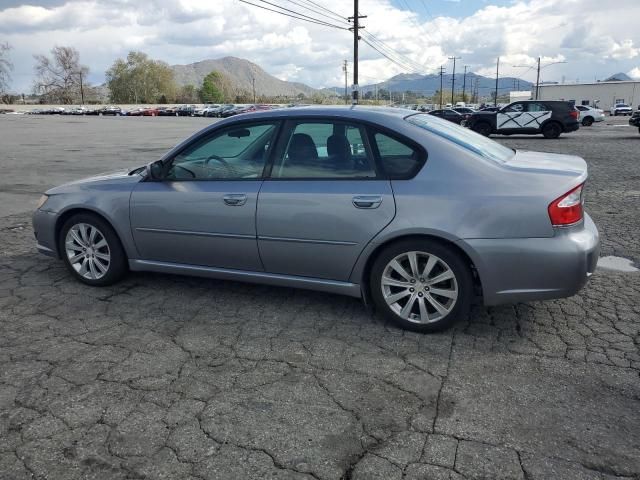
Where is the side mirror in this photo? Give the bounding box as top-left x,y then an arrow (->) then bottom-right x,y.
147,160 -> 165,181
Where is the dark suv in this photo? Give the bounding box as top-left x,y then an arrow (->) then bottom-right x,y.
629,110 -> 640,133
465,100 -> 580,139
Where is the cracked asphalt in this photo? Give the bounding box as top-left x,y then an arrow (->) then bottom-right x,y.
1,114 -> 639,480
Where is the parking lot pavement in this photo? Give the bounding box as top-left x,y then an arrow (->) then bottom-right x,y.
0,115 -> 638,480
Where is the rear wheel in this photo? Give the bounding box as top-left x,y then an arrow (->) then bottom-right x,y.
59,213 -> 127,286
472,122 -> 492,136
582,116 -> 594,127
542,122 -> 562,139
370,239 -> 473,332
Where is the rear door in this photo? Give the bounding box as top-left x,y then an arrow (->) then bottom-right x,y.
256,119 -> 395,281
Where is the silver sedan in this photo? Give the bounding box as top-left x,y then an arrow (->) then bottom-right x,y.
32,106 -> 599,332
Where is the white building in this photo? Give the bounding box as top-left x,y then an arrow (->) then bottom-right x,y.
537,80 -> 640,112
509,91 -> 532,103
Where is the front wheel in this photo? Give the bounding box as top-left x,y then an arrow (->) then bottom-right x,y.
59,213 -> 127,286
370,240 -> 473,332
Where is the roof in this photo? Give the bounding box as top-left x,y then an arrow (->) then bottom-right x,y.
539,80 -> 640,88
229,105 -> 414,121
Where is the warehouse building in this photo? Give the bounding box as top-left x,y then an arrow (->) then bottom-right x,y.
537,80 -> 640,112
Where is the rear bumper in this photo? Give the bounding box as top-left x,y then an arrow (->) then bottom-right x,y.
464,213 -> 599,306
564,121 -> 580,133
32,209 -> 60,258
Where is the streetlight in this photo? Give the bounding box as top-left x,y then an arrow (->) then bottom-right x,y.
513,58 -> 567,99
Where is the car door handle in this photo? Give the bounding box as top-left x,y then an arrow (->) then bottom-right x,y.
223,194 -> 247,206
352,195 -> 383,209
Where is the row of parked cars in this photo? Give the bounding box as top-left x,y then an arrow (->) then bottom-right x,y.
402,101 -> 605,139
25,104 -> 283,117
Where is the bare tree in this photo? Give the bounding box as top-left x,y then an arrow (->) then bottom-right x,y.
0,42 -> 13,96
33,46 -> 88,104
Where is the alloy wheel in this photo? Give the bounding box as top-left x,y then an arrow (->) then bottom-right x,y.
380,251 -> 458,324
65,223 -> 111,280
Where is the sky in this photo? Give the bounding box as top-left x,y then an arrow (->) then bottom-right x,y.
1,0 -> 639,93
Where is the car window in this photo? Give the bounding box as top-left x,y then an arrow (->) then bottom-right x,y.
503,103 -> 524,113
167,122 -> 278,180
526,103 -> 549,112
373,132 -> 423,179
406,113 -> 514,163
576,106 -> 587,111
272,121 -> 376,179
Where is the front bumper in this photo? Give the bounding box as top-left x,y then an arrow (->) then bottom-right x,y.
32,209 -> 59,258
464,213 -> 600,306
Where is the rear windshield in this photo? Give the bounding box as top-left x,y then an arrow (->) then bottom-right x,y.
405,113 -> 514,163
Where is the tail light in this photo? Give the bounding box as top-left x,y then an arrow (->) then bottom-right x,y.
569,109 -> 579,120
548,183 -> 584,226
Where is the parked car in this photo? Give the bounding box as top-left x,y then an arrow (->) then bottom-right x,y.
32,106 -> 599,332
428,108 -> 468,125
212,104 -> 236,117
466,100 -> 580,139
575,105 -> 604,126
610,103 -> 632,116
159,107 -> 178,116
125,108 -> 146,117
176,105 -> 197,116
453,107 -> 476,115
141,107 -> 160,117
479,106 -> 500,112
629,110 -> 640,133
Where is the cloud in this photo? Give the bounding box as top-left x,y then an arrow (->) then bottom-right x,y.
1,0 -> 639,93
629,67 -> 640,79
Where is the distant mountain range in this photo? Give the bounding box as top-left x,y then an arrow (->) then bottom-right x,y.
171,57 -> 320,98
328,72 -> 534,97
170,57 -> 635,101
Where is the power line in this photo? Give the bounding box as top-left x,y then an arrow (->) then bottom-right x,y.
361,37 -> 423,75
294,0 -> 348,24
361,32 -> 426,73
238,0 -> 348,30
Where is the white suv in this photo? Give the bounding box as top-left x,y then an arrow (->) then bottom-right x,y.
575,105 -> 605,126
610,103 -> 633,116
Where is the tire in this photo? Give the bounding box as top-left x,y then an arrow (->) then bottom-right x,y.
369,239 -> 473,333
582,116 -> 594,127
59,213 -> 127,286
472,122 -> 492,136
542,122 -> 562,139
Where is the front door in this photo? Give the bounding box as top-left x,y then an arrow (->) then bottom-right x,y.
130,121 -> 279,270
256,120 -> 396,281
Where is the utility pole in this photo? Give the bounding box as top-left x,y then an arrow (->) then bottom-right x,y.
78,70 -> 85,105
535,56 -> 541,100
494,57 -> 500,107
449,56 -> 461,105
348,0 -> 366,105
342,60 -> 348,105
439,66 -> 445,108
461,65 -> 468,103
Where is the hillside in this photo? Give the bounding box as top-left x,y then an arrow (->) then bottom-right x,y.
171,57 -> 321,98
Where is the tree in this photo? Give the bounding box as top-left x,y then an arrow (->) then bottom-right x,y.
176,85 -> 199,103
0,42 -> 13,99
106,51 -> 177,104
199,71 -> 231,103
33,46 -> 88,104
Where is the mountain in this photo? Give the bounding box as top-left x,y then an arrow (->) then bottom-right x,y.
604,72 -> 633,82
171,57 -> 321,98
347,72 -> 533,97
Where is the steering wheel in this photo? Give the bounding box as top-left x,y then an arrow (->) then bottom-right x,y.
204,155 -> 236,177
173,164 -> 195,178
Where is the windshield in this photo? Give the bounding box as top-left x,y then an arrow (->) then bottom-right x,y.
405,113 -> 515,163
